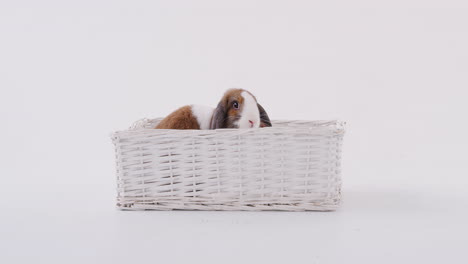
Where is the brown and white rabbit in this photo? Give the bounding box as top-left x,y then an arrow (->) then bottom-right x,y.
155,88 -> 272,129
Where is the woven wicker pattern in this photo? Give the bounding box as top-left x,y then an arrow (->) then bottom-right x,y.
112,119 -> 345,211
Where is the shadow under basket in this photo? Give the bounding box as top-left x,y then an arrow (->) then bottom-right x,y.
111,118 -> 345,211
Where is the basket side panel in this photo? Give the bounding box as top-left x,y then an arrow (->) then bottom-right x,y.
114,123 -> 344,211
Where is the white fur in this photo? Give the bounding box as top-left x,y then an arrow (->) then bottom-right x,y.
238,91 -> 260,129
191,105 -> 214,130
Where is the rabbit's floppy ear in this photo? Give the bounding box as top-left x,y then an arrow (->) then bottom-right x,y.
258,103 -> 272,127
210,101 -> 226,129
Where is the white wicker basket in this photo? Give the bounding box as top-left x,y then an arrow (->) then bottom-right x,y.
111,118 -> 345,211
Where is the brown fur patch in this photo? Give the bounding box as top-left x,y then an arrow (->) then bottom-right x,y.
155,105 -> 200,129
225,89 -> 244,119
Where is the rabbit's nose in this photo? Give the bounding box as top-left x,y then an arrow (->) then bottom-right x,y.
249,120 -> 254,127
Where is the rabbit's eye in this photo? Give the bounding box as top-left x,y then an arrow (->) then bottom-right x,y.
233,101 -> 239,109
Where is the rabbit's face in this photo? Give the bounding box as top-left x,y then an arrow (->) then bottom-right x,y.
210,89 -> 271,129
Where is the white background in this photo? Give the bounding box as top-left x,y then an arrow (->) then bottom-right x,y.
1,1 -> 467,263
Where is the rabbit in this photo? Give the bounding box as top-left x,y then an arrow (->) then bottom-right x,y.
155,88 -> 272,129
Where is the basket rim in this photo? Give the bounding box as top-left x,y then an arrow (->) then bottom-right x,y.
111,118 -> 346,139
